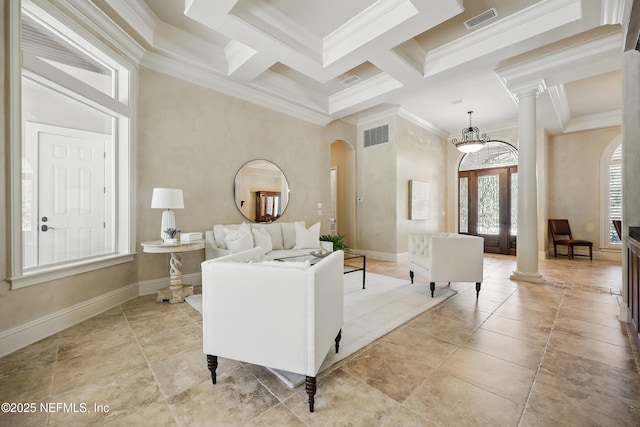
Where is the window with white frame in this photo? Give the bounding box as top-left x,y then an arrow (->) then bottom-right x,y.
600,137 -> 622,249
9,2 -> 135,288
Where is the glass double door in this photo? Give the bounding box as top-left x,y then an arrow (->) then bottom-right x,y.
459,166 -> 517,255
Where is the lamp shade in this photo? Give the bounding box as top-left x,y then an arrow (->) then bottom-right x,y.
151,188 -> 184,209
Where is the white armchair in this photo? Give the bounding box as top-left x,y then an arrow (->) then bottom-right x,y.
408,233 -> 484,298
200,248 -> 344,412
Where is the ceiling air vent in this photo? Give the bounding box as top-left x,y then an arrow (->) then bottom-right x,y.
464,8 -> 498,30
364,124 -> 389,147
341,75 -> 360,86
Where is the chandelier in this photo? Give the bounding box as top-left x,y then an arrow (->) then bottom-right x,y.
451,111 -> 490,153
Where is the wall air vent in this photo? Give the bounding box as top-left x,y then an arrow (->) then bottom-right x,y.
364,124 -> 389,147
464,8 -> 498,29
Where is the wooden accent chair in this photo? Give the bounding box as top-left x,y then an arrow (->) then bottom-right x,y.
548,219 -> 593,260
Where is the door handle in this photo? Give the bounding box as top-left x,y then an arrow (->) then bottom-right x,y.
41,224 -> 55,232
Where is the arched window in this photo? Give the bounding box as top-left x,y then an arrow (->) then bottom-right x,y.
600,137 -> 622,248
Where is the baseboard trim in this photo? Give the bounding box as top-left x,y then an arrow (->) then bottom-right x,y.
353,249 -> 402,262
0,283 -> 139,358
0,271 -> 204,358
138,272 -> 202,296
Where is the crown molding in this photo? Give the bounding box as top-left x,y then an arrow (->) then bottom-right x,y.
41,0 -> 145,64
424,0 -> 583,77
563,109 -> 622,133
250,70 -> 327,112
397,108 -> 448,138
495,31 -> 621,88
329,73 -> 403,114
547,84 -> 571,129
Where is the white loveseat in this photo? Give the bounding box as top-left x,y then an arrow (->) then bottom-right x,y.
201,247 -> 344,412
204,221 -> 332,260
408,233 -> 484,298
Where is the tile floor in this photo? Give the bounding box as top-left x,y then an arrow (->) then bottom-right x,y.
1,255 -> 639,426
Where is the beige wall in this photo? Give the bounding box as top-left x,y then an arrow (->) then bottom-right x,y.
548,126 -> 622,254
396,116 -> 448,253
356,117 -> 398,256
136,68 -> 335,280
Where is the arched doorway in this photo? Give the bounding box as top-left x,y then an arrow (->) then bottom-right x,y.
458,141 -> 518,255
330,140 -> 355,248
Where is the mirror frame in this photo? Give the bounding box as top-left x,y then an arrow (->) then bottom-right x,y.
233,159 -> 290,222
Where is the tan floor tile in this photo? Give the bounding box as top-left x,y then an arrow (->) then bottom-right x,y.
480,314 -> 550,346
247,403 -> 305,426
167,367 -> 279,426
128,309 -> 196,338
554,315 -> 630,347
526,371 -> 640,427
284,369 -> 401,426
341,339 -> 435,402
441,347 -> 535,404
548,329 -> 636,371
150,347 -> 214,398
56,322 -> 137,360
558,303 -> 623,328
379,406 -> 438,427
447,292 -> 504,312
404,371 -> 522,426
49,366 -> 163,427
52,340 -> 148,395
137,323 -> 202,363
465,328 -> 545,369
540,347 -> 640,402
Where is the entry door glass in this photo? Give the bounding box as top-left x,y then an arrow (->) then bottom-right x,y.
477,174 -> 500,235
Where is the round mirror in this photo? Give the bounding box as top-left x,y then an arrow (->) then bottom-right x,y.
234,159 -> 290,222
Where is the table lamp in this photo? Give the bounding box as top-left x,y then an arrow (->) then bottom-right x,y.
151,188 -> 184,241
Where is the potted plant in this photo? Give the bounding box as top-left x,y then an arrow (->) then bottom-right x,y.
320,234 -> 349,251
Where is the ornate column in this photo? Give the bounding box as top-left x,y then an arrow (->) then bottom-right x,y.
510,81 -> 546,284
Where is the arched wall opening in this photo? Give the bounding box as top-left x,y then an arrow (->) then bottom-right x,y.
330,139 -> 356,248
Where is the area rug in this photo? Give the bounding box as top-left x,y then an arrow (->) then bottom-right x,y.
186,271 -> 456,388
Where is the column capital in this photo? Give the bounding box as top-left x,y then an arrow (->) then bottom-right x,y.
512,79 -> 548,100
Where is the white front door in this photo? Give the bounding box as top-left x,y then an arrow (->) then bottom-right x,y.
34,125 -> 107,266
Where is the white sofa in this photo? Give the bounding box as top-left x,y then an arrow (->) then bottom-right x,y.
201,247 -> 344,412
408,233 -> 484,298
204,221 -> 332,260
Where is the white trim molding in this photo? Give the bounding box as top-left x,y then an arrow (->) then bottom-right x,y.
0,283 -> 138,358
0,271 -> 203,358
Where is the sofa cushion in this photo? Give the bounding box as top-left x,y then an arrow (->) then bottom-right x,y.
225,226 -> 253,253
214,223 -> 245,249
253,223 -> 284,250
281,222 -> 297,249
294,222 -> 321,249
252,227 -> 273,253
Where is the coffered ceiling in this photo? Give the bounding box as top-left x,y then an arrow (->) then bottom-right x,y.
96,0 -> 627,136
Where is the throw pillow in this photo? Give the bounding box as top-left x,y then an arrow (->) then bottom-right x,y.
252,227 -> 273,253
224,228 -> 253,253
294,221 -> 321,249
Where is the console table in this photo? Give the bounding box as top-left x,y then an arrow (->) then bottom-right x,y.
141,240 -> 205,303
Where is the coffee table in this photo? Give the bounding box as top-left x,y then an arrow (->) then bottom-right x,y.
275,251 -> 366,289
